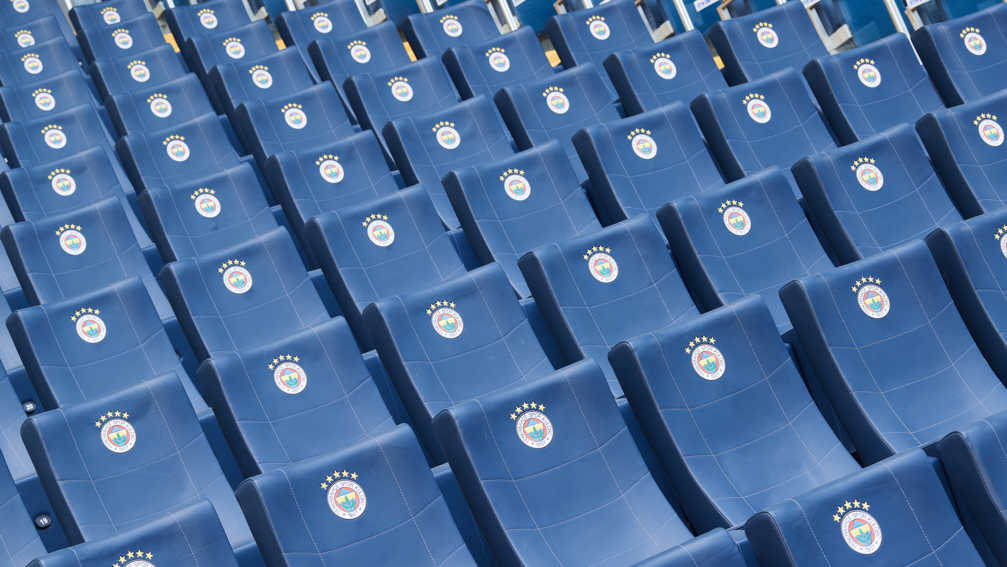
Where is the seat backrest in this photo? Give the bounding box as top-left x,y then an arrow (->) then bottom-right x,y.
545,0 -> 653,69
342,57 -> 460,133
659,167 -> 832,329
106,73 -> 216,137
611,296 -> 858,530
0,39 -> 83,88
0,70 -> 99,123
207,48 -> 316,116
692,68 -> 837,181
184,21 -> 277,79
442,26 -> 554,99
165,0 -> 250,43
708,1 -> 828,86
574,101 -> 724,223
804,33 -> 943,145
78,13 -> 164,63
603,31 -> 726,116
69,0 -> 148,33
88,45 -> 190,100
0,104 -> 116,169
435,359 -> 693,565
235,424 -> 476,566
275,0 -> 369,48
0,452 -> 44,567
633,529 -> 748,567
792,123 -> 960,264
306,22 -> 411,89
402,0 -> 501,59
198,317 -> 395,477
518,214 -> 699,395
779,239 -> 1007,464
3,16 -> 68,52
443,141 -> 601,296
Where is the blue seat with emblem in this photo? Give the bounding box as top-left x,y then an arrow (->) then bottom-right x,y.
402,0 -> 500,60
707,1 -> 829,86
0,452 -> 45,567
307,22 -> 411,95
2,16 -> 68,53
443,26 -> 555,99
779,240 -> 1007,464
69,0 -> 148,33
306,185 -> 467,345
159,227 -> 331,361
545,0 -> 655,69
692,68 -> 837,182
573,102 -> 725,223
804,33 -> 944,145
0,104 -> 115,169
88,45 -> 190,100
0,71 -> 100,123
913,4 -> 1007,106
792,123 -> 961,263
442,141 -> 600,296
197,316 -> 396,477
659,167 -> 833,329
744,449 -> 985,567
383,95 -> 517,228
435,359 -> 694,566
610,296 -> 859,530
207,48 -> 317,117
276,0 -> 369,50
236,424 -> 477,566
183,21 -> 278,82
0,39 -> 83,87
77,13 -> 164,63
106,74 -> 218,137
364,263 -> 555,461
165,0 -> 250,44
343,57 -> 461,134
603,31 -> 727,116
0,0 -> 73,48
518,214 -> 699,395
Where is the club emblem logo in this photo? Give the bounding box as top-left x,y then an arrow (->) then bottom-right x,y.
835,500 -> 881,554
322,469 -> 365,519
586,15 -> 610,40
584,245 -> 618,283
112,29 -> 133,50
650,52 -> 677,80
511,401 -> 553,449
147,93 -> 172,118
96,410 -> 135,453
101,6 -> 120,24
852,157 -> 883,191
198,8 -> 218,29
854,58 -> 881,88
219,259 -> 252,294
282,102 -> 308,130
191,188 -> 221,218
363,213 -> 395,247
348,40 -> 371,64
11,0 -> 28,14
57,223 -> 86,255
388,76 -> 413,102
311,11 -> 332,33
962,27 -> 987,55
543,86 -> 569,115
21,53 -> 42,74
223,37 -> 245,59
996,225 -> 1007,259
269,354 -> 306,395
628,128 -> 657,160
72,307 -> 106,343
976,113 -> 1003,147
14,30 -> 33,47
49,168 -> 75,196
441,14 -> 463,37
433,121 -> 461,150
316,153 -> 344,184
500,168 -> 531,201
33,87 -> 54,111
754,22 -> 778,48
42,124 -> 65,149
163,134 -> 190,162
250,65 -> 273,89
128,60 -> 150,83
427,300 -> 463,339
852,276 -> 889,319
719,200 -> 751,236
744,93 -> 771,124
686,336 -> 725,381
113,550 -> 154,567
486,46 -> 510,73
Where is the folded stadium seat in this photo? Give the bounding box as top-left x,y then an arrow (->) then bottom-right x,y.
383,95 -> 517,228
264,130 -> 401,244
231,82 -> 356,167
1,16 -> 69,52
442,27 -> 555,99
343,57 -> 462,134
0,39 -> 83,87
307,22 -> 410,94
183,21 -> 278,83
69,0 -> 148,33
236,424 -> 477,566
917,90 -> 1007,214
779,240 -> 1007,464
494,63 -> 623,180
518,214 -> 699,395
632,529 -> 748,567
197,316 -> 396,477
0,454 -> 45,567
208,48 -> 316,117
603,31 -> 727,116
165,0 -> 251,44
912,4 -> 1007,106
0,70 -> 101,123
158,227 -> 331,360
744,449 -> 985,567
276,0 -> 369,49
364,263 -> 555,460
442,141 -> 601,296
707,1 -> 828,86
0,104 -> 116,170
401,0 -> 501,60
88,45 -> 189,101
106,74 -> 218,138
21,374 -> 256,559
791,123 -> 961,263
610,296 -> 859,531
573,102 -> 725,223
435,359 -> 694,565
545,0 -> 655,69
659,167 -> 834,330
77,13 -> 164,64
692,68 -> 837,182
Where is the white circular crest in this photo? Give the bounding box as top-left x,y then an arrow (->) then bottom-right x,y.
76,313 -> 107,343
488,51 -> 510,73
166,139 -> 190,162
124,561 -> 153,567
978,118 -> 1004,147
251,68 -> 273,89
587,252 -> 618,283
840,510 -> 882,555
855,163 -> 884,192
691,345 -> 725,381
273,361 -> 307,394
11,0 -> 28,13
51,173 -> 75,196
149,96 -> 172,118
34,91 -> 54,111
100,418 -> 136,453
43,128 -> 66,149
102,9 -> 120,24
588,19 -> 610,40
442,18 -> 463,37
225,40 -> 245,59
756,26 -> 778,48
113,31 -> 133,50
436,125 -> 461,150
327,480 -> 366,519
318,159 -> 344,183
130,64 -> 150,83
431,307 -> 463,339
857,284 -> 890,319
964,31 -> 987,55
59,229 -> 86,255
284,107 -> 308,130
390,80 -> 413,102
350,44 -> 371,64
199,11 -> 218,29
503,174 -> 531,201
194,194 -> 221,218
652,56 -> 677,80
546,91 -> 569,115
857,63 -> 881,88
746,98 -> 772,124
313,15 -> 332,33
631,133 -> 657,160
15,32 -> 33,47
223,266 -> 253,294
366,219 -> 395,247
516,411 -> 553,448
23,55 -> 42,74
722,206 -> 751,236
1000,234 -> 1007,259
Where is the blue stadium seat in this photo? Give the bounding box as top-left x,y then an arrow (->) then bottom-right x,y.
383,95 -> 517,228
0,0 -> 73,47
77,13 -> 164,63
779,240 -> 1007,464
0,104 -> 115,169
402,0 -> 501,59
573,102 -> 725,223
632,529 -> 748,567
106,74 -> 217,137
0,345 -> 33,488
364,263 -> 555,460
912,4 -> 1007,106
745,449 -> 985,567
792,123 -> 961,263
232,82 -> 356,166
159,227 -> 331,360
264,130 -> 401,244
0,39 -> 83,87
69,0 -> 148,33
28,501 -> 239,567
197,316 -> 395,477
88,45 -> 189,100
442,26 -> 555,99
139,162 -> 278,263
207,48 -> 316,117
495,63 -> 622,180
442,141 -> 600,296
611,296 -> 859,530
3,16 -> 71,53
183,21 -> 278,81
0,453 -> 44,567
21,374 -> 255,556
917,89 -> 1007,214
603,31 -> 727,116
545,0 -> 655,69
435,359 -> 694,565
306,185 -> 466,344
165,0 -> 251,44
692,68 -> 837,182
235,424 -> 477,566
343,57 -> 461,133
518,214 -> 699,395
708,1 -> 829,86
0,70 -> 100,123
307,22 -> 410,92
276,0 -> 369,49
804,33 -> 944,145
